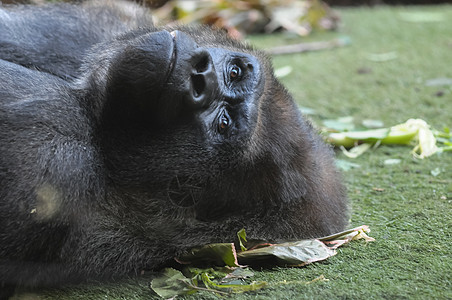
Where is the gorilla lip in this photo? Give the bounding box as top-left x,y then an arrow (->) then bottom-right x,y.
167,30 -> 178,79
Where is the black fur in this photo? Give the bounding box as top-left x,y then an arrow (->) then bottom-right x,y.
0,0 -> 348,288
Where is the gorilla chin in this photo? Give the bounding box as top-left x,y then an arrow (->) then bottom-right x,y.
0,0 -> 348,290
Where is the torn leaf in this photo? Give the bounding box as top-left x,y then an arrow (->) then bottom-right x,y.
237,239 -> 336,267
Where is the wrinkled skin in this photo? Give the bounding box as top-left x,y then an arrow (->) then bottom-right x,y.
0,0 -> 348,290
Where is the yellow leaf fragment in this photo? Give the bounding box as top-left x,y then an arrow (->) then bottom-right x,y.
340,143 -> 372,158
391,119 -> 438,158
351,225 -> 376,242
320,225 -> 375,249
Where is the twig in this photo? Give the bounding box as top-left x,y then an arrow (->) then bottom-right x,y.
267,37 -> 350,55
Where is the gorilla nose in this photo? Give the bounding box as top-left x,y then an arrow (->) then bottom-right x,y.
189,49 -> 216,108
170,30 -> 217,109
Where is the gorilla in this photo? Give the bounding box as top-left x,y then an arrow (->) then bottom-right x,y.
0,0 -> 348,290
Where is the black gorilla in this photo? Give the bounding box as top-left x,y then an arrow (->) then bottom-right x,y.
0,0 -> 348,289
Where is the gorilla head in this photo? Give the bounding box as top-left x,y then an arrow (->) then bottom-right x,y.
0,1 -> 348,288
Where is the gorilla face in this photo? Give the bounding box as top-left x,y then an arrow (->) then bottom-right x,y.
90,28 -> 272,215
98,29 -> 263,130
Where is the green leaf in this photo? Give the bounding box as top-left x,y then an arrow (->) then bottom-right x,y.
344,128 -> 390,141
327,132 -> 356,148
237,239 -> 336,267
184,266 -> 265,295
381,126 -> 417,145
150,268 -> 196,298
177,243 -> 240,267
237,228 -> 247,251
199,271 -> 267,293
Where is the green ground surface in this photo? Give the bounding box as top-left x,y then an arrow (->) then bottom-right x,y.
14,5 -> 452,300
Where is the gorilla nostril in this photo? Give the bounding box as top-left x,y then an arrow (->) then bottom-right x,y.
194,55 -> 210,73
191,74 -> 206,99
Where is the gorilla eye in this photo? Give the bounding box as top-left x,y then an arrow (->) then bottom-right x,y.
229,65 -> 242,80
218,112 -> 230,134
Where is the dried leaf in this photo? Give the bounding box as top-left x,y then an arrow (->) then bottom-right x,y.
153,0 -> 339,37
319,225 -> 375,249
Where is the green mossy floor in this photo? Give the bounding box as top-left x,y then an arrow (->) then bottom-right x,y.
14,5 -> 452,300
